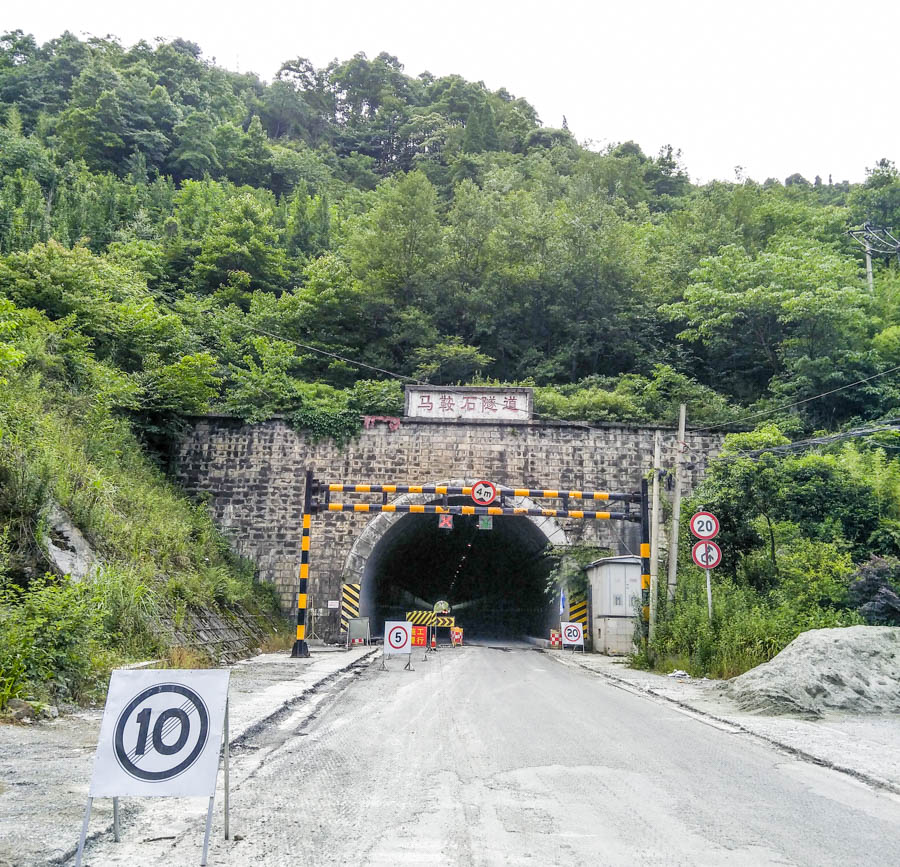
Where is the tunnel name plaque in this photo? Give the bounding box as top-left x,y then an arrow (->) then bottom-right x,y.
405,385 -> 533,422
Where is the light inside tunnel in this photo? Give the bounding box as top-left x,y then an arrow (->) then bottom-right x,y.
360,501 -> 555,639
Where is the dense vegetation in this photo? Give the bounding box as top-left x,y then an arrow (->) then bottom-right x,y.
0,30 -> 899,699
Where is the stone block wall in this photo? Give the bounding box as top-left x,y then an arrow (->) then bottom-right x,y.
175,416 -> 725,639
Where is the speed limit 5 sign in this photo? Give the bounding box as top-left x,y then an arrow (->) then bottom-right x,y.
90,669 -> 229,798
384,620 -> 412,655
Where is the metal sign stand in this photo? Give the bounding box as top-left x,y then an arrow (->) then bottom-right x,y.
75,699 -> 231,867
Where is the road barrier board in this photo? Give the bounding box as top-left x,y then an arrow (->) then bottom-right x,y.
406,610 -> 436,626
340,583 -> 361,631
435,615 -> 455,628
568,595 -> 588,626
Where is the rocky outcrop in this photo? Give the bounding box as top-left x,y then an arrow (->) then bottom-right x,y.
44,503 -> 97,581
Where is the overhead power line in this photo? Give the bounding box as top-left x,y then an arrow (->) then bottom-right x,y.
694,363 -> 900,434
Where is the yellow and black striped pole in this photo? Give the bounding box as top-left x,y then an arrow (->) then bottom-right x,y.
291,469 -> 314,658
640,477 -> 651,642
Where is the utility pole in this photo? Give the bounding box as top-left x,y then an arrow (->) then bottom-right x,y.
649,430 -> 661,639
848,223 -> 900,291
666,405 -> 687,602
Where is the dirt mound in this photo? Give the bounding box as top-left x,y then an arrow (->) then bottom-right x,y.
723,626 -> 900,716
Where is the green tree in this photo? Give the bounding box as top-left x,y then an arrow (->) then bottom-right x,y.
190,193 -> 289,300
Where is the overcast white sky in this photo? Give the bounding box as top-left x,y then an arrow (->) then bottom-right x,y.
8,0 -> 899,183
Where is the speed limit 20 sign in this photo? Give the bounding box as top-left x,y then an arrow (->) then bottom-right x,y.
90,669 -> 229,797
690,512 -> 719,539
560,621 -> 584,647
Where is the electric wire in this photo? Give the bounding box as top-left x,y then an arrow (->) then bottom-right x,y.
691,363 -> 900,433
156,290 -> 900,445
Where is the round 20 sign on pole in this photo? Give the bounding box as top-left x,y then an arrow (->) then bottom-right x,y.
690,512 -> 722,621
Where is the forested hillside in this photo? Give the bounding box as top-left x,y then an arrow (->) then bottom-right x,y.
1,31 -> 899,697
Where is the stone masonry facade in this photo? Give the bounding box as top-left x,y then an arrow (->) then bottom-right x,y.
175,416 -> 725,639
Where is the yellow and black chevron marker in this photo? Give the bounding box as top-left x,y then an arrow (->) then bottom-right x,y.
406,610 -> 437,626
569,596 -> 588,627
341,582 -> 361,631
435,615 -> 455,628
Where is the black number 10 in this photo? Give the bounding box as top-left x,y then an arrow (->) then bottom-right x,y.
134,707 -> 190,756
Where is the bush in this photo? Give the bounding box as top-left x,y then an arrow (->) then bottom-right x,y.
0,575 -> 101,707
649,547 -> 862,679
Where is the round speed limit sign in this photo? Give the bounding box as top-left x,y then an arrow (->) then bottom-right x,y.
692,540 -> 722,569
561,622 -> 584,646
384,620 -> 412,655
690,511 -> 720,539
114,684 -> 209,782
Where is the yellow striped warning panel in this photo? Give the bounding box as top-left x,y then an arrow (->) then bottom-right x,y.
340,583 -> 360,631
569,595 -> 588,626
406,610 -> 437,626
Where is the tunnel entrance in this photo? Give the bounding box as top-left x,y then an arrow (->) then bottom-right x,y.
359,500 -> 555,640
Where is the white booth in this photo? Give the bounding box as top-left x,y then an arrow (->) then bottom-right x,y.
584,555 -> 642,655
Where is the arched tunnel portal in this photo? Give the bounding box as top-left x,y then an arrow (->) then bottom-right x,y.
345,486 -> 568,640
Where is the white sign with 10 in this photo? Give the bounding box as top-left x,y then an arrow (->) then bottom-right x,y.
91,669 -> 229,798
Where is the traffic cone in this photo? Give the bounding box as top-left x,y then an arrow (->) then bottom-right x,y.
431,631 -> 436,650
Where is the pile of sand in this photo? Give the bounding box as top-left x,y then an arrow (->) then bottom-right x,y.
723,626 -> 900,716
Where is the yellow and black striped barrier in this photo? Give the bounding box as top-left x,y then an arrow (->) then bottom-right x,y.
341,583 -> 361,632
291,469 -> 314,658
640,477 -> 651,640
289,474 -> 651,660
569,596 -> 588,627
326,483 -> 638,502
324,502 -> 634,521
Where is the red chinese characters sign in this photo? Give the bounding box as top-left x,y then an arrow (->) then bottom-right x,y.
405,387 -> 532,422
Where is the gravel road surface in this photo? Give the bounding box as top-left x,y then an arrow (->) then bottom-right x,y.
72,643 -> 900,866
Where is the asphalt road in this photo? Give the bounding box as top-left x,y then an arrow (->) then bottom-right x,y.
79,644 -> 900,866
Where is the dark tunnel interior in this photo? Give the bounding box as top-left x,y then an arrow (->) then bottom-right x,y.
360,500 -> 554,640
